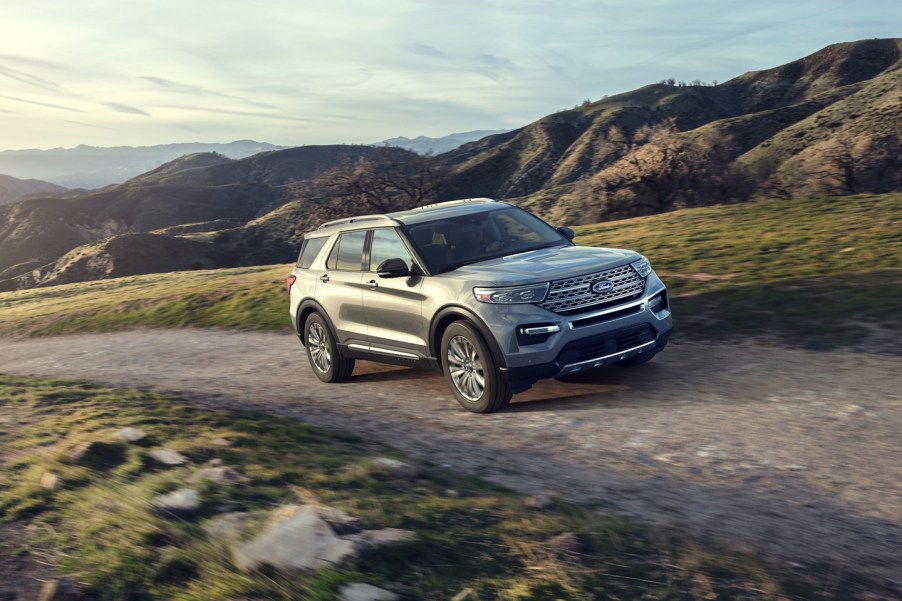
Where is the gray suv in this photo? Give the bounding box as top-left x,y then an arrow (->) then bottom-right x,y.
288,198 -> 672,413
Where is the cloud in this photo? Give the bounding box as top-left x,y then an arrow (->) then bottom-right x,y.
157,104 -> 316,123
405,43 -> 448,59
140,76 -> 278,109
0,65 -> 68,94
0,94 -> 82,112
103,102 -> 151,116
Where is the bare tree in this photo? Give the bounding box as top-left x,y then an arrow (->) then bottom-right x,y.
591,119 -> 749,218
309,149 -> 448,221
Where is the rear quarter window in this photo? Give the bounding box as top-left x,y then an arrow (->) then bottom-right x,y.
296,236 -> 328,269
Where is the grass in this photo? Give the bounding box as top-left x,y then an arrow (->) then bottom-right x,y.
0,375 -> 840,600
576,194 -> 901,351
0,194 -> 898,351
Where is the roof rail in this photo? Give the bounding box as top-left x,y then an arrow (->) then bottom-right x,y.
316,214 -> 396,229
414,197 -> 496,210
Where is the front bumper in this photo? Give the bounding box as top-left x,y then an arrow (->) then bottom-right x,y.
492,278 -> 673,389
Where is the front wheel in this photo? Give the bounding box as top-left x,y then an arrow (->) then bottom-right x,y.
304,313 -> 355,383
441,321 -> 511,413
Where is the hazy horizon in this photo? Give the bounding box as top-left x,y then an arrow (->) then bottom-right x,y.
1,0 -> 899,152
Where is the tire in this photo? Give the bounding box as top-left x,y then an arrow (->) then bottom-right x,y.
304,313 -> 355,383
441,321 -> 511,413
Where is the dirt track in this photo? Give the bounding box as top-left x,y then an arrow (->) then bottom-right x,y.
1,329 -> 900,592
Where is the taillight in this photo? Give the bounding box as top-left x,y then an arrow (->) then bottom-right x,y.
285,275 -> 297,292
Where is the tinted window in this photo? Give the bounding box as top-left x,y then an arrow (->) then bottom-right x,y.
326,230 -> 367,271
297,236 -> 328,269
369,229 -> 412,271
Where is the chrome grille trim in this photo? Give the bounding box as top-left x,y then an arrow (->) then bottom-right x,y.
539,264 -> 645,314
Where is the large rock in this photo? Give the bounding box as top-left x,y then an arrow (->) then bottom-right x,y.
148,449 -> 188,466
232,505 -> 355,573
339,583 -> 399,601
154,488 -> 201,516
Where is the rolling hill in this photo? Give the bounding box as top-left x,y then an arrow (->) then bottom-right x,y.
0,38 -> 898,291
0,146 -> 414,290
440,38 -> 902,223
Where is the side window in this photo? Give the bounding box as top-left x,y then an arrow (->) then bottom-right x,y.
369,229 -> 412,271
296,236 -> 328,269
325,230 -> 367,271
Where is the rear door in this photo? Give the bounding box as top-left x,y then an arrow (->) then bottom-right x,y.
317,230 -> 367,346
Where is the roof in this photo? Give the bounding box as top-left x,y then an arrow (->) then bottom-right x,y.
313,198 -> 505,233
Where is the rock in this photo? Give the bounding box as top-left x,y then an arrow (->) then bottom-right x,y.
339,583 -> 399,601
344,528 -> 416,550
154,488 -> 201,515
207,458 -> 224,466
525,493 -> 554,510
37,578 -> 79,601
372,457 -> 419,478
444,488 -> 461,498
232,505 -> 355,573
114,427 -> 146,442
148,449 -> 188,466
210,437 -> 231,446
450,588 -> 479,601
205,512 -> 253,542
41,472 -> 62,490
314,505 -> 363,535
189,466 -> 248,486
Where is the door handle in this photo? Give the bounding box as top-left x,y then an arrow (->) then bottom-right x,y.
366,280 -> 378,289
319,274 -> 330,283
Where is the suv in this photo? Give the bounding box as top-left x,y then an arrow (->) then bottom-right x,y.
287,198 -> 672,413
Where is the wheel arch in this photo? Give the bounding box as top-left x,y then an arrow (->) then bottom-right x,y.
296,299 -> 338,346
429,305 -> 508,372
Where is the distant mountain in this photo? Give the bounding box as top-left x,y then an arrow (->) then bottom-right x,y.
0,174 -> 69,206
0,140 -> 289,188
0,145 -> 416,291
375,130 -> 510,155
440,38 -> 902,224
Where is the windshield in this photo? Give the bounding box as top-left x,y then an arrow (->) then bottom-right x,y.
404,206 -> 569,273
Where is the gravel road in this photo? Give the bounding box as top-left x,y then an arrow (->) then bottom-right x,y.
1,329 -> 900,592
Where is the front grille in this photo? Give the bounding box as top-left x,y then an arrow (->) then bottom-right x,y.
539,264 -> 645,314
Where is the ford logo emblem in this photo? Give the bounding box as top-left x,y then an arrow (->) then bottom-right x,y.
591,280 -> 614,294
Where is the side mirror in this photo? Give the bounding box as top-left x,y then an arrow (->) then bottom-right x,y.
557,226 -> 575,241
377,258 -> 412,278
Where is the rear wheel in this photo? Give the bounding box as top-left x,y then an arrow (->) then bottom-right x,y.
304,313 -> 355,383
441,321 -> 511,413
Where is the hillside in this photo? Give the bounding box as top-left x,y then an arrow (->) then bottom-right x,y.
441,38 -> 902,223
0,174 -> 69,206
0,145 -> 415,290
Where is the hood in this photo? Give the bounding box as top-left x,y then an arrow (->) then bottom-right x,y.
443,245 -> 640,285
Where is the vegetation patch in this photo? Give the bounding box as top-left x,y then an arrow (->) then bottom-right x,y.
0,195 -> 898,352
0,375 -> 840,600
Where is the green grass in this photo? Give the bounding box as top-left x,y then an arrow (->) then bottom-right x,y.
0,194 -> 898,351
576,194 -> 901,351
1,375 -> 841,600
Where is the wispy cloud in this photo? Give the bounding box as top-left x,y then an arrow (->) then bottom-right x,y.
141,76 -> 277,109
157,104 -> 315,123
0,65 -> 68,94
0,94 -> 82,112
103,102 -> 151,116
405,43 -> 448,59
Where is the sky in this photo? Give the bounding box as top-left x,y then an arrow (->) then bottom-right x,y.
0,0 -> 899,151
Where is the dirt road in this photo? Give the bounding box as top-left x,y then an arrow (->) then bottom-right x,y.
1,329 -> 900,591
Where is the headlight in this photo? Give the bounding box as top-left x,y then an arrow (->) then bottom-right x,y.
474,283 -> 549,304
631,256 -> 652,278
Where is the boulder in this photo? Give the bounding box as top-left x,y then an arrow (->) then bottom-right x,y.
148,449 -> 188,466
339,583 -> 399,601
114,427 -> 147,442
232,505 -> 355,573
154,488 -> 201,515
